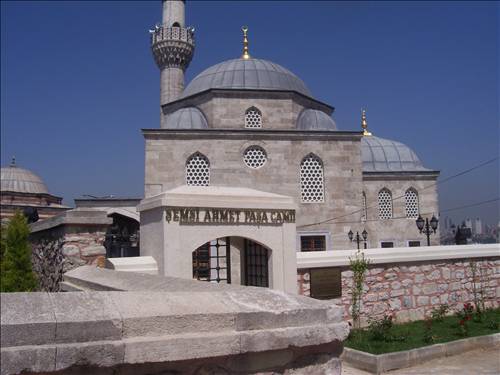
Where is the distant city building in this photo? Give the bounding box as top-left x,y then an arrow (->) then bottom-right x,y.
0,158 -> 69,223
465,218 -> 472,230
474,217 -> 482,235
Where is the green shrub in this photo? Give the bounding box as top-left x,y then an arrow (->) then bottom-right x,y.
368,314 -> 394,341
0,211 -> 38,292
431,304 -> 449,322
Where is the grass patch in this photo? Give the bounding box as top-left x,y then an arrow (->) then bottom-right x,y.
345,308 -> 500,355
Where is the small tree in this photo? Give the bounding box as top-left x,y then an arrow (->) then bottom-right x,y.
349,249 -> 370,329
0,211 -> 38,292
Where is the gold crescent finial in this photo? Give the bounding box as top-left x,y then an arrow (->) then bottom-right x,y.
361,108 -> 372,136
242,26 -> 250,60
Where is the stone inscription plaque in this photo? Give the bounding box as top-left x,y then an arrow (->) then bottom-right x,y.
165,207 -> 295,226
310,268 -> 342,299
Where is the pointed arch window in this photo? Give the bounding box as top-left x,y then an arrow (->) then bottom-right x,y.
300,154 -> 324,203
361,191 -> 367,222
245,107 -> 262,128
186,152 -> 210,186
405,188 -> 419,218
378,188 -> 393,220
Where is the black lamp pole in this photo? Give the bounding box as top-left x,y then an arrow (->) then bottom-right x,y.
416,215 -> 439,246
348,229 -> 368,250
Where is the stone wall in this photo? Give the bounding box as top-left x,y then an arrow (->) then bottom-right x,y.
144,130 -> 366,250
298,257 -> 500,324
361,175 -> 440,247
1,267 -> 349,375
29,210 -> 111,290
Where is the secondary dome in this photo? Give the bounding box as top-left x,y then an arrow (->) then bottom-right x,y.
361,136 -> 429,172
164,107 -> 208,129
297,109 -> 337,131
182,58 -> 312,98
1,161 -> 49,194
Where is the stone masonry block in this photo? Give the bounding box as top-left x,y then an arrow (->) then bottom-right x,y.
0,345 -> 56,375
0,293 -> 56,347
49,292 -> 122,344
55,341 -> 125,371
81,245 -> 106,257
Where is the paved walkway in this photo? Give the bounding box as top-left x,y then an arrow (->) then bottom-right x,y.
342,346 -> 500,375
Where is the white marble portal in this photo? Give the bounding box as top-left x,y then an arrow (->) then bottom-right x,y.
138,185 -> 297,294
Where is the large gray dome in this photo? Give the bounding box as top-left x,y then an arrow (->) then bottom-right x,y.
1,163 -> 49,194
297,109 -> 337,131
361,136 -> 428,172
164,107 -> 208,129
182,58 -> 311,98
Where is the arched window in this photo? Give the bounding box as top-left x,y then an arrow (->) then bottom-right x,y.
405,188 -> 419,218
172,22 -> 180,28
378,188 -> 393,220
186,152 -> 210,186
361,191 -> 367,222
245,107 -> 262,128
300,154 -> 324,203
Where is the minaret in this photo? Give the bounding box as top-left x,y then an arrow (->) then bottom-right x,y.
151,0 -> 195,127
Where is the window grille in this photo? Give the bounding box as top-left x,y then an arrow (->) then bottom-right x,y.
300,154 -> 324,203
405,188 -> 419,218
243,146 -> 267,169
192,238 -> 230,283
186,152 -> 210,186
245,107 -> 262,128
361,192 -> 367,222
300,236 -> 326,252
378,188 -> 393,219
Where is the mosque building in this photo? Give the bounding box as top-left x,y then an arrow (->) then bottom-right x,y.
13,0 -> 440,294
0,158 -> 69,223
137,0 -> 440,289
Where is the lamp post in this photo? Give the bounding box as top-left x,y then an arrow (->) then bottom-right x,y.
416,215 -> 439,246
348,229 -> 368,250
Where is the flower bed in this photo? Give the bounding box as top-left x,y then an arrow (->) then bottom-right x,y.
345,306 -> 500,354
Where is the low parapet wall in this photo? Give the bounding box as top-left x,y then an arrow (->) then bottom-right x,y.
297,244 -> 500,324
1,268 -> 349,375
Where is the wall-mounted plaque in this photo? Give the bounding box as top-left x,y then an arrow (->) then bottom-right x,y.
164,206 -> 295,226
310,268 -> 342,299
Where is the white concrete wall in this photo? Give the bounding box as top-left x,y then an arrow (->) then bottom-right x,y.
138,186 -> 298,294
296,243 -> 500,269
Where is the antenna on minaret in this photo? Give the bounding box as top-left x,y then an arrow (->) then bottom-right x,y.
242,26 -> 250,60
10,156 -> 16,167
361,109 -> 372,136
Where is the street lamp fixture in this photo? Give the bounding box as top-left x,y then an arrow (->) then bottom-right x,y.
348,229 -> 368,250
416,214 -> 439,246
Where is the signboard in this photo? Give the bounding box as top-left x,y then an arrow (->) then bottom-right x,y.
310,268 -> 342,299
165,207 -> 295,226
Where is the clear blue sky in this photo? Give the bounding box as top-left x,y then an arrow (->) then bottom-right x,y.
1,1 -> 498,226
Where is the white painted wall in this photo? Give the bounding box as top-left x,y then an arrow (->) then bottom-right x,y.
296,243 -> 500,269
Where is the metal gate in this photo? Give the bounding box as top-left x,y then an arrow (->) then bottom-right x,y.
192,237 -> 231,284
244,239 -> 269,287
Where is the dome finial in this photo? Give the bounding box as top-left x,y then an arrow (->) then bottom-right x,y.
10,156 -> 16,167
361,108 -> 372,136
241,26 -> 250,60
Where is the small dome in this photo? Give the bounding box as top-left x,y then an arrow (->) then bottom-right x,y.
182,58 -> 311,98
361,136 -> 429,172
1,162 -> 49,194
297,109 -> 337,131
164,107 -> 208,129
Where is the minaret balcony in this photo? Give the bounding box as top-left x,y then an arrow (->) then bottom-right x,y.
151,25 -> 195,47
